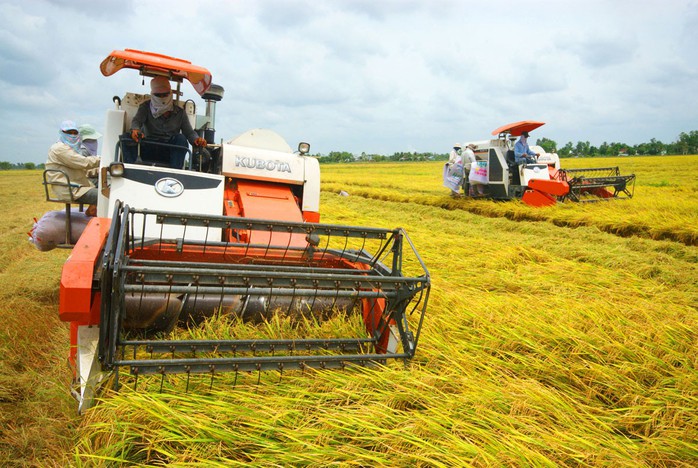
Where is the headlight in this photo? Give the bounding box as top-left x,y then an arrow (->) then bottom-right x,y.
298,142 -> 310,155
109,162 -> 125,177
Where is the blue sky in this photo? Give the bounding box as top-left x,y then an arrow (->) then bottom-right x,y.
1,0 -> 696,163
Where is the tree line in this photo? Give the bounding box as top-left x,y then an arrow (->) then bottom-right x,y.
0,161 -> 44,170
2,131 -> 696,169
315,130 -> 698,163
536,129 -> 698,157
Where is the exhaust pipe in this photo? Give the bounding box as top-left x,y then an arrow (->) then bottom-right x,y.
201,84 -> 224,144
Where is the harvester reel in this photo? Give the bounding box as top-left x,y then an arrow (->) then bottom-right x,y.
96,203 -> 430,395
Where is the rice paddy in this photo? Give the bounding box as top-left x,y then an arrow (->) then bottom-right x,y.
1,155 -> 696,466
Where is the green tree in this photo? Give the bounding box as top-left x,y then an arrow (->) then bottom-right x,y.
575,141 -> 591,157
647,138 -> 664,155
677,131 -> 698,154
598,142 -> 609,156
559,141 -> 574,158
535,137 -> 557,153
0,161 -> 12,170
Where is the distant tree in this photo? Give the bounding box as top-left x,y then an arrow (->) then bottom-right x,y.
559,141 -> 574,158
24,162 -> 36,170
575,141 -> 591,157
677,131 -> 698,154
318,151 -> 355,163
535,137 -> 557,153
0,161 -> 12,170
598,142 -> 609,156
647,138 -> 664,155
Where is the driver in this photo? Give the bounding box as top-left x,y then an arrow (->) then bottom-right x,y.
514,131 -> 539,165
122,76 -> 207,169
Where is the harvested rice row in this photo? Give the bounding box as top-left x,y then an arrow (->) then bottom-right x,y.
321,156 -> 698,246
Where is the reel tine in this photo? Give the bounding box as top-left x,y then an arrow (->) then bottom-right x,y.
353,234 -> 367,263
281,226 -> 293,262
286,283 -> 297,316
202,221 -> 210,254
157,217 -> 164,253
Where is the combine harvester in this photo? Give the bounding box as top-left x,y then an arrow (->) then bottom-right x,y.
464,121 -> 635,207
57,49 -> 430,412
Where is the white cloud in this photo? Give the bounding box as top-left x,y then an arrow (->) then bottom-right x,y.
0,0 -> 696,163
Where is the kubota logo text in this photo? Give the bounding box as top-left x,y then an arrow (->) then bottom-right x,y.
235,155 -> 292,173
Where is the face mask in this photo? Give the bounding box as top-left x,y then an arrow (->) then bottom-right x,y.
82,139 -> 99,155
150,94 -> 174,118
59,131 -> 81,152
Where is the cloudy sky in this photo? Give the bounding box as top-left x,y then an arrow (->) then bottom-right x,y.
1,0 -> 696,163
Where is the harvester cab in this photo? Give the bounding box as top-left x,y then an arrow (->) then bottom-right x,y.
59,49 -> 430,412
463,120 -> 635,207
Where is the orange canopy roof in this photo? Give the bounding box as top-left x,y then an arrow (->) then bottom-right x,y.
491,120 -> 545,136
100,49 -> 212,96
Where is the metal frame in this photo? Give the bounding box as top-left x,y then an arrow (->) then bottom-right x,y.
42,169 -> 84,247
115,139 -> 193,169
99,203 -> 430,390
558,166 -> 636,202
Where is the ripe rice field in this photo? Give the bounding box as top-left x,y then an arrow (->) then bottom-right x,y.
0,155 -> 696,466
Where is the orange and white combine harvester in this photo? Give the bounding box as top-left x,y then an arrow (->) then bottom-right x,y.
59,50 -> 430,412
464,121 -> 635,207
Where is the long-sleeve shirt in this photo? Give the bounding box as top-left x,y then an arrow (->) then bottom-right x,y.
131,101 -> 199,144
448,149 -> 460,164
45,142 -> 100,201
514,137 -> 537,161
462,148 -> 477,170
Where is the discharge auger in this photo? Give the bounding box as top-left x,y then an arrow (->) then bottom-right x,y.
52,49 -> 430,412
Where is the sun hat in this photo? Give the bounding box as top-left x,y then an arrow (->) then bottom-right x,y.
60,120 -> 78,132
78,124 -> 102,140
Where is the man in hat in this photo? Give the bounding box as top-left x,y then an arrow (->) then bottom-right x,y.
46,120 -> 100,205
78,124 -> 102,156
123,76 -> 207,169
514,130 -> 539,165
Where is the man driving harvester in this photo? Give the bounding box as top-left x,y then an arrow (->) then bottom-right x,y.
122,76 -> 207,169
514,130 -> 540,165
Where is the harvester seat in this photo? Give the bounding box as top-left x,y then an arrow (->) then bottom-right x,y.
42,169 -> 84,248
505,150 -> 521,185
